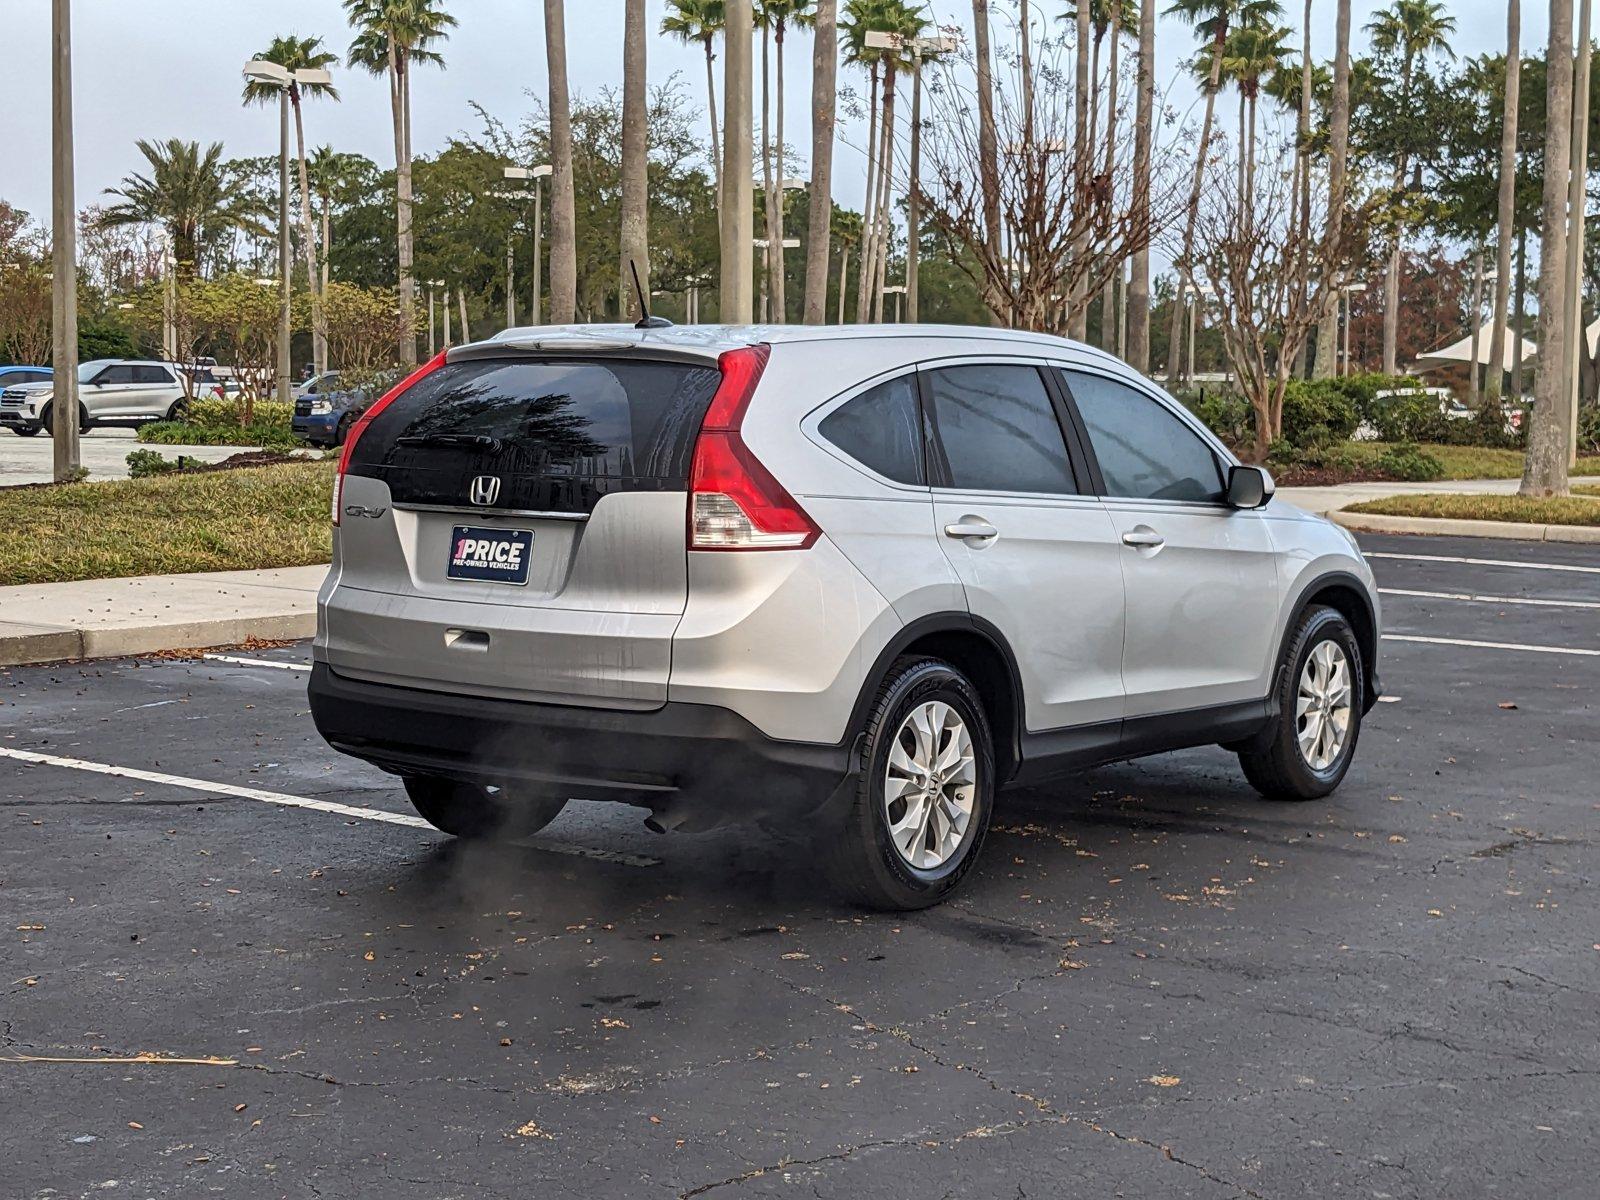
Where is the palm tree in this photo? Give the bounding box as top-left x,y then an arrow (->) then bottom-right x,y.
971,0 -> 1002,277
721,0 -> 756,322
803,0 -> 838,323
1366,0 -> 1456,374
1126,0 -> 1156,370
621,0 -> 650,319
544,0 -> 578,324
1486,0 -> 1520,401
757,0 -> 814,322
1219,23 -> 1293,220
841,1 -> 888,322
345,0 -> 456,364
243,34 -> 340,375
1522,0 -> 1572,496
100,139 -> 265,278
1313,0 -> 1352,378
306,146 -> 365,296
662,0 -> 726,217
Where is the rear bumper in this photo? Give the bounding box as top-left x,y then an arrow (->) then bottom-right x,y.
307,662 -> 855,832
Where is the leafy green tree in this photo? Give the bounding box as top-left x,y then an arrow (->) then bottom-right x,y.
100,140 -> 268,277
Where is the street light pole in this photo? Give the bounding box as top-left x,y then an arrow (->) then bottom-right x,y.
51,0 -> 80,482
277,85 -> 292,402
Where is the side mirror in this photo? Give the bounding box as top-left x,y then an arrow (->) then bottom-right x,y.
1226,464 -> 1274,509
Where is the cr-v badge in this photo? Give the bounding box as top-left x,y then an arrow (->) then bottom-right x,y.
470,476 -> 501,506
344,504 -> 386,519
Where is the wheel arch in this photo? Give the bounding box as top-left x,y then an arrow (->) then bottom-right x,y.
847,613 -> 1024,783
1282,570 -> 1380,712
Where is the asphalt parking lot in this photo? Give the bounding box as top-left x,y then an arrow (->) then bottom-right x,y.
3,531 -> 1596,1200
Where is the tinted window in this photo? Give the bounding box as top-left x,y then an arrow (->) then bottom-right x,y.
925,365 -> 1077,494
96,365 -> 136,385
818,375 -> 924,485
133,365 -> 172,384
1066,371 -> 1225,502
350,356 -> 723,514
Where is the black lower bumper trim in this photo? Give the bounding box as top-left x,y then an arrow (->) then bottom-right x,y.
308,663 -> 853,832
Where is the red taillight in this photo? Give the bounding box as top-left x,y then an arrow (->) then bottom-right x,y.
688,344 -> 819,551
332,350 -> 447,525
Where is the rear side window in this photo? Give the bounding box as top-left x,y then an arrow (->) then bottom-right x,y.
96,365 -> 136,385
925,364 -> 1078,495
133,365 -> 172,384
349,357 -> 723,513
818,374 -> 925,486
1065,371 -> 1225,502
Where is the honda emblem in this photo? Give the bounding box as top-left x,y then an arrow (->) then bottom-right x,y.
469,475 -> 501,506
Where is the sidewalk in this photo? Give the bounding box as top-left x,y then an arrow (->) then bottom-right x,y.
1276,477 -> 1520,516
0,565 -> 324,667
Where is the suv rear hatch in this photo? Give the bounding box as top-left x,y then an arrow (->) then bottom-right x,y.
323,351 -> 723,709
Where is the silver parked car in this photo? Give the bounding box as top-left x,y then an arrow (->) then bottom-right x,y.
0,359 -> 188,436
310,324 -> 1381,909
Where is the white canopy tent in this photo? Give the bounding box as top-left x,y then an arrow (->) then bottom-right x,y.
1411,322 -> 1537,373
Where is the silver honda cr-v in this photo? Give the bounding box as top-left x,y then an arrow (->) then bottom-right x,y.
309,324 -> 1381,909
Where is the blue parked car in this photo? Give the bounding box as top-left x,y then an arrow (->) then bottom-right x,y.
0,366 -> 53,435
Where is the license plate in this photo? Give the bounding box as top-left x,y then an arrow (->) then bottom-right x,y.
447,526 -> 533,585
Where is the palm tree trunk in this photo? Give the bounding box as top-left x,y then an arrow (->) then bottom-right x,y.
289,90 -> 326,376
388,41 -> 416,364
1468,247 -> 1485,404
1381,62 -> 1413,377
1292,0 -> 1312,377
1313,0 -> 1352,378
972,0 -> 1002,306
720,0 -> 755,323
870,64 -> 898,323
320,193 -> 331,295
855,63 -> 881,322
704,37 -> 722,220
1068,0 -> 1090,339
1100,13 -> 1121,350
1126,0 -> 1156,373
620,0 -> 650,320
773,20 -> 788,321
760,22 -> 777,321
803,0 -> 837,324
838,240 -> 850,324
1236,91 -> 1247,212
545,0 -> 578,323
1486,0 -> 1520,400
1521,0 -> 1574,497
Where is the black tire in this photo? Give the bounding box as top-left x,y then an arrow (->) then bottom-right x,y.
38,403 -> 91,436
1237,605 -> 1364,801
165,399 -> 189,423
402,775 -> 569,839
11,425 -> 40,437
333,412 -> 354,446
822,657 -> 995,910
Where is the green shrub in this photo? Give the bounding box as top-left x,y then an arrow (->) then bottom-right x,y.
138,395 -> 302,448
126,448 -> 182,478
184,397 -> 295,428
1376,441 -> 1444,481
1179,389 -> 1252,447
1281,379 -> 1360,448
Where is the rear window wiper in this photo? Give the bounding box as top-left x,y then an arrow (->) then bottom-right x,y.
395,432 -> 503,453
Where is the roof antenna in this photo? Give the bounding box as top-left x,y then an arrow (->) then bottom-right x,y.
630,260 -> 674,330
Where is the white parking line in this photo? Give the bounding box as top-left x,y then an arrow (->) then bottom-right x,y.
0,747 -> 659,868
1383,633 -> 1600,658
1367,551 -> 1600,576
1378,587 -> 1600,611
203,654 -> 311,672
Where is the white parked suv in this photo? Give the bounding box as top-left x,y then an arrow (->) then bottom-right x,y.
309,324 -> 1381,909
0,359 -> 189,436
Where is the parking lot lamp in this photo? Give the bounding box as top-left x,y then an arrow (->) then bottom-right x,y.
243,59 -> 333,405
504,165 -> 552,325
51,0 -> 81,481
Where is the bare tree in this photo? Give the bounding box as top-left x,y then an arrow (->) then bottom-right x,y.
1485,0 -> 1519,400
1521,0 -> 1573,497
803,0 -> 837,324
915,35 -> 1182,334
0,264 -> 52,366
1193,139 -> 1369,459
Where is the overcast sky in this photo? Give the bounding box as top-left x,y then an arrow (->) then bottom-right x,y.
3,1 -> 1543,230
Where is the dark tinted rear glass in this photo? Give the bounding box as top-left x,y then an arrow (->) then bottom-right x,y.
349,357 -> 723,513
818,375 -> 925,485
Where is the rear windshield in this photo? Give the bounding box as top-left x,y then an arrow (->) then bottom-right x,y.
349,356 -> 723,513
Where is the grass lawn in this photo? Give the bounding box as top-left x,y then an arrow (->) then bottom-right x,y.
1346,491 -> 1600,526
1331,443 -> 1600,480
0,462 -> 335,586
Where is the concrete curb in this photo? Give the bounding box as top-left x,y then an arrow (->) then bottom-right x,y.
0,565 -> 325,668
1330,509 -> 1600,544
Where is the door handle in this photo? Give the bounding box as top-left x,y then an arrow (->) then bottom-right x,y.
1121,527 -> 1165,549
944,521 -> 998,540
